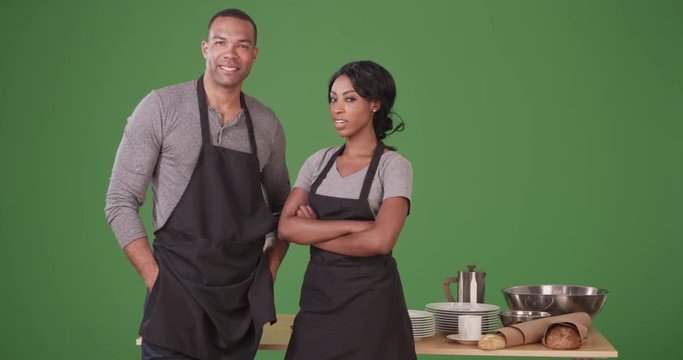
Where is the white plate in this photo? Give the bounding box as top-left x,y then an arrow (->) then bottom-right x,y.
408,309 -> 434,318
411,321 -> 435,326
414,331 -> 436,335
432,317 -> 500,322
433,315 -> 501,320
427,308 -> 499,314
412,324 -> 436,328
435,322 -> 500,327
433,319 -> 500,324
429,309 -> 500,314
410,319 -> 436,325
426,303 -> 500,312
433,318 -> 499,321
413,326 -> 436,331
430,311 -> 500,316
446,334 -> 480,345
436,326 -> 501,331
437,330 -> 500,334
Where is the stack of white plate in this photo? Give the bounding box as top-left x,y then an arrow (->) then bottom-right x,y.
408,309 -> 436,339
425,302 -> 503,335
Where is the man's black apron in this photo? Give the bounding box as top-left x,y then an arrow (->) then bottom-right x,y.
140,75 -> 276,359
285,142 -> 416,360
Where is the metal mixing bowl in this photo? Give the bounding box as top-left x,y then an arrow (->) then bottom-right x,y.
499,310 -> 551,326
501,285 -> 609,317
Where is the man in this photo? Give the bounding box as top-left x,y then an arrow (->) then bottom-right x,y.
105,9 -> 290,359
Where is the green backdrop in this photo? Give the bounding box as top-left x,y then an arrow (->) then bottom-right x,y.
1,0 -> 681,359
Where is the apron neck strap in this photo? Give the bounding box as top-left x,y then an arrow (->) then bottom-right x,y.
310,146 -> 345,195
241,92 -> 260,168
196,75 -> 211,145
359,142 -> 385,200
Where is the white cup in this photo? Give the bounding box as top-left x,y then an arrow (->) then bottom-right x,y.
458,315 -> 482,340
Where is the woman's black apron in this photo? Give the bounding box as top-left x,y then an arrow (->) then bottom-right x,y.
139,75 -> 276,359
285,142 -> 416,360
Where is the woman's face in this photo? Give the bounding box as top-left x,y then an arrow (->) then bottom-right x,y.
329,75 -> 379,139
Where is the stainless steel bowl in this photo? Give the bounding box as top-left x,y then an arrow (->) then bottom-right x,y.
502,285 -> 609,317
499,310 -> 551,326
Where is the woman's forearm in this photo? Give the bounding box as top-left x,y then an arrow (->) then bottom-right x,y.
278,188 -> 371,245
313,227 -> 392,257
278,216 -> 372,245
313,197 -> 409,256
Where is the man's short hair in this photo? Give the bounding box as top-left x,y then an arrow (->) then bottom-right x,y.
208,8 -> 258,45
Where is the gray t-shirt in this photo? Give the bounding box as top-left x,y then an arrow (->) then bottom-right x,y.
294,147 -> 412,217
105,80 -> 290,248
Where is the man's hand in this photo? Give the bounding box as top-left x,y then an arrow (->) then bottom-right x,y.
264,235 -> 288,282
123,237 -> 159,291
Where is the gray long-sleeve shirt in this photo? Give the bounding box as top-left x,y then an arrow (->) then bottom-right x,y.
105,80 -> 290,248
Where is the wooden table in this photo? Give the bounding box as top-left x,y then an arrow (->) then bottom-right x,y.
260,315 -> 618,359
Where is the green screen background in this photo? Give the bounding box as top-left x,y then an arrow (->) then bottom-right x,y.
1,0 -> 680,359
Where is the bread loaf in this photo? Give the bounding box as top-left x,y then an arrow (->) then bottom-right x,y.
544,324 -> 583,350
478,334 -> 506,350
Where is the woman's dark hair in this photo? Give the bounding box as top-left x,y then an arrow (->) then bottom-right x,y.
208,8 -> 258,45
328,61 -> 404,145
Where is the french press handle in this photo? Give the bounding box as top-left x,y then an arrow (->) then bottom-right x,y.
443,276 -> 459,302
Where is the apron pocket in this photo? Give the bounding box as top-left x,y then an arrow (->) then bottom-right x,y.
156,229 -> 263,285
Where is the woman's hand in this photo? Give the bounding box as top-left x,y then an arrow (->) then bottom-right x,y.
296,204 -> 317,219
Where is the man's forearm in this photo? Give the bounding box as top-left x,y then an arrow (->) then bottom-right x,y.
123,236 -> 159,290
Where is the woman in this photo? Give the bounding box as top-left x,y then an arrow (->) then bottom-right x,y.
279,60 -> 416,359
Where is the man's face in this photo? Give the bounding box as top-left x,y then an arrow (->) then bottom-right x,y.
202,16 -> 258,90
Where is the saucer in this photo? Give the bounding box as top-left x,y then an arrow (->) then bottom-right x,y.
446,334 -> 480,345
